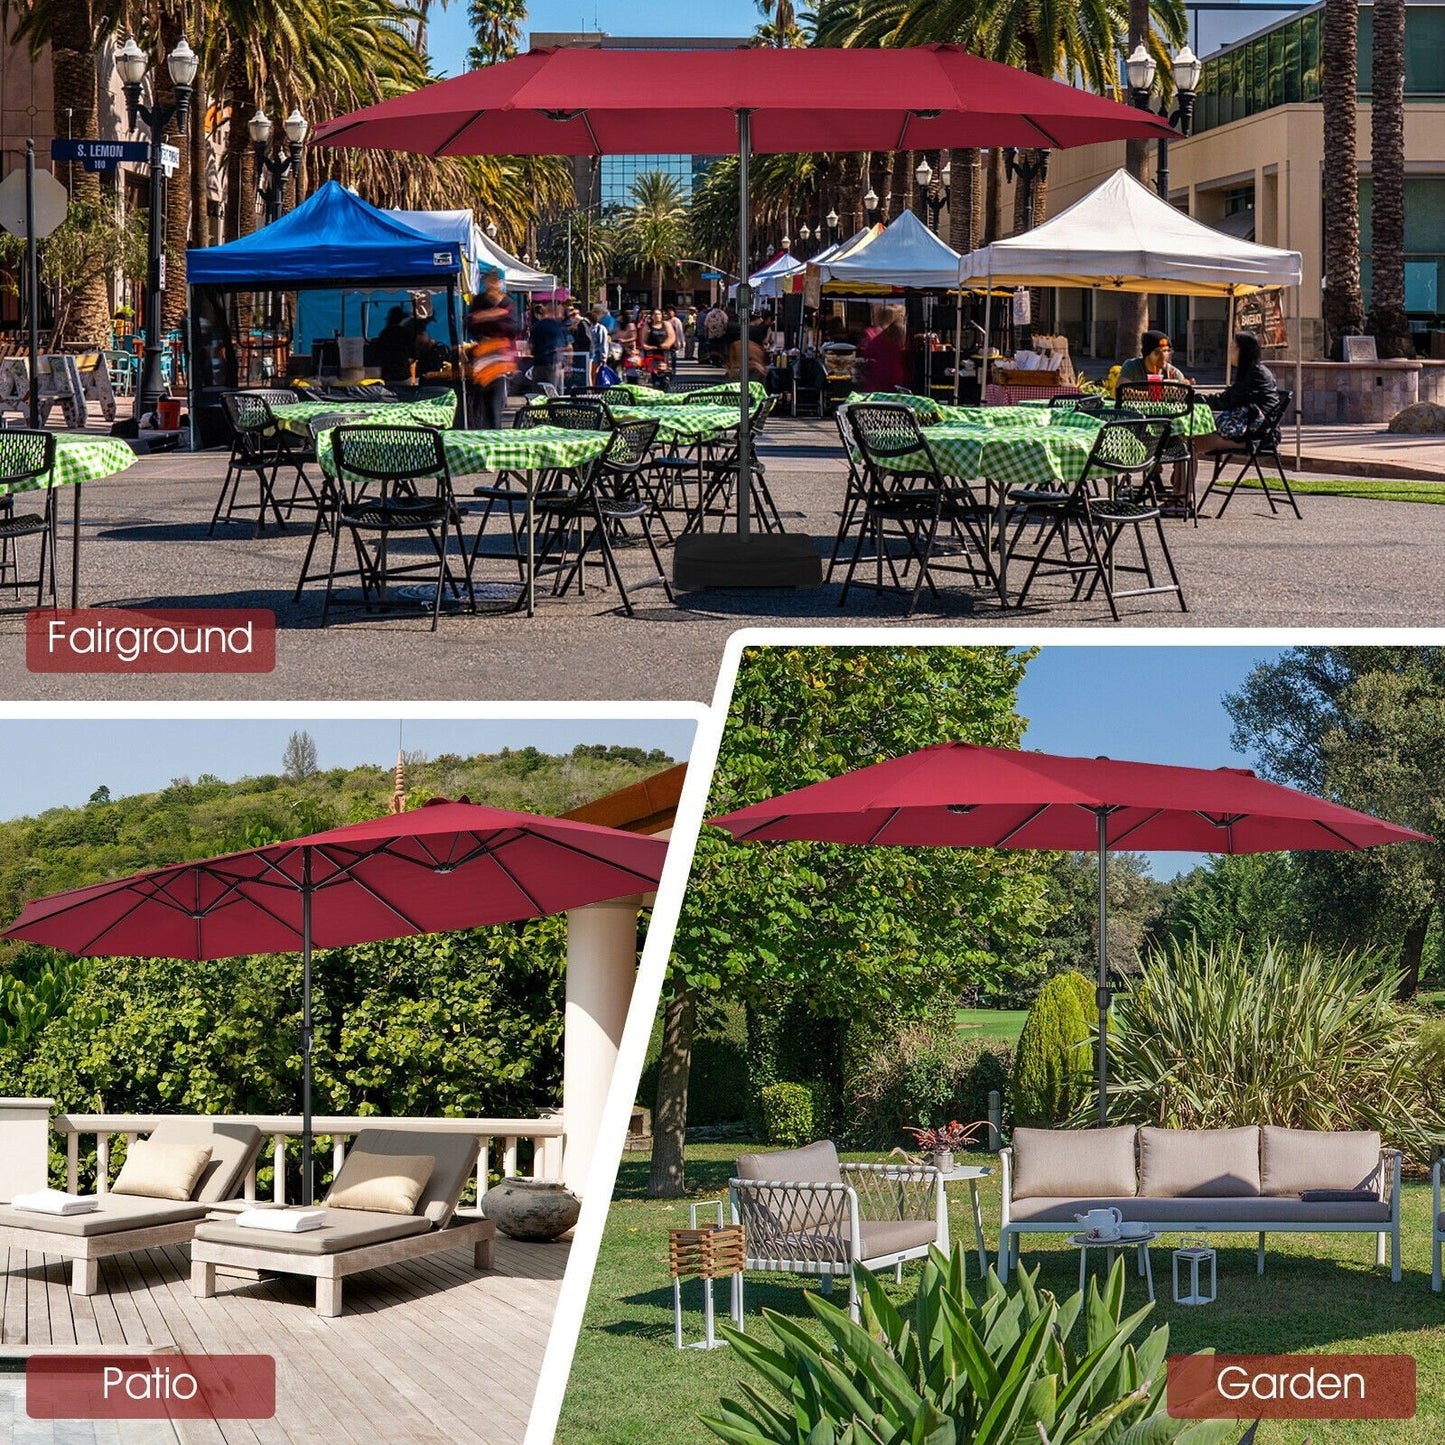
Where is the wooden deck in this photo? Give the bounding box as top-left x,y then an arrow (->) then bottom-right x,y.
0,1233 -> 567,1444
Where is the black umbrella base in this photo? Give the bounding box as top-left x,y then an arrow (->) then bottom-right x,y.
673,532 -> 823,591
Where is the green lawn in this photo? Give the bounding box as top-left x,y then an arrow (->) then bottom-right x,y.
557,1142 -> 1445,1445
1237,476 -> 1445,503
956,1007 -> 1028,1044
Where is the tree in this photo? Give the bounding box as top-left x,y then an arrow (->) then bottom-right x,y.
467,0 -> 524,68
1225,647 -> 1445,996
282,730 -> 319,781
1367,0 -> 1414,357
1036,851 -> 1170,986
650,646 -> 1060,1197
1161,853 -> 1303,956
1322,0 -> 1365,354
617,172 -> 688,310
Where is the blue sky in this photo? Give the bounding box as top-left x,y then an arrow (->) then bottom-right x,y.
1017,644 -> 1283,877
2,717 -> 696,822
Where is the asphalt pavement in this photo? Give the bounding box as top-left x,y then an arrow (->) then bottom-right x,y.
1,408 -> 1442,703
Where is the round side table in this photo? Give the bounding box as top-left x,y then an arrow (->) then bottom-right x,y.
1067,1231 -> 1157,1300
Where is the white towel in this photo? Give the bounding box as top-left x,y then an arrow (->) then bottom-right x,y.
233,1208 -> 329,1233
11,1189 -> 101,1216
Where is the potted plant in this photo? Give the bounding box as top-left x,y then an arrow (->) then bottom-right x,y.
904,1118 -> 984,1174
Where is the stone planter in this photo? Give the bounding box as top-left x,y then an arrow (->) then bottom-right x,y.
481,1177 -> 581,1242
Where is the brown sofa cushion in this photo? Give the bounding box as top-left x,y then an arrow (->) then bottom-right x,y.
1260,1126 -> 1381,1197
194,1208 -> 431,1255
858,1219 -> 938,1260
1138,1126 -> 1260,1197
736,1140 -> 842,1186
0,1195 -> 207,1237
735,1141 -> 846,1235
1011,1127 -> 1137,1199
338,1129 -> 481,1227
1009,1195 -> 1390,1225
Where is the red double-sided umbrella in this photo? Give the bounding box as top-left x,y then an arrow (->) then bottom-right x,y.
710,742 -> 1428,1123
4,797 -> 668,1201
312,45 -> 1173,564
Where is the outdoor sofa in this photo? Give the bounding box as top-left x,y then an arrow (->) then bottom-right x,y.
1000,1125 -> 1401,1282
189,1126 -> 496,1317
0,1118 -> 264,1296
729,1139 -> 947,1322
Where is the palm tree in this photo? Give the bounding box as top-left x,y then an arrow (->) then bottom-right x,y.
618,172 -> 688,309
1367,0 -> 1413,357
753,0 -> 803,46
1321,0 -> 1365,355
467,0 -> 524,68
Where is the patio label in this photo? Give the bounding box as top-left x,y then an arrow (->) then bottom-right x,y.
1167,1354 -> 1416,1419
26,1354 -> 276,1419
26,608 -> 276,673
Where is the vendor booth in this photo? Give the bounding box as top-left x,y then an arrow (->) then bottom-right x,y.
186,181 -> 464,445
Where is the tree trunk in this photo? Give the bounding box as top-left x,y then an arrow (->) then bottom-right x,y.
1322,0 -> 1365,355
984,147 -> 1003,244
157,11 -> 190,334
223,50 -> 256,243
189,79 -> 208,249
50,0 -> 111,346
1395,907 -> 1432,999
1118,0 -> 1151,359
647,988 -> 695,1199
1367,0 -> 1414,357
947,149 -> 979,255
879,151 -> 897,221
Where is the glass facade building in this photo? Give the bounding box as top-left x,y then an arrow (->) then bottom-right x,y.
599,153 -> 718,209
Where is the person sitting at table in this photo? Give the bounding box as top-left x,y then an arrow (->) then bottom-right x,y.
1194,330 -> 1280,456
860,306 -> 908,393
1116,329 -> 1192,387
374,306 -> 415,387
726,319 -> 769,383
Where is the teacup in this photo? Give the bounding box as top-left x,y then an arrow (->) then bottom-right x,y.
1118,1221 -> 1150,1238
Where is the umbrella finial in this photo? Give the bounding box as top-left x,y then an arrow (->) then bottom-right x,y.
390,751 -> 407,814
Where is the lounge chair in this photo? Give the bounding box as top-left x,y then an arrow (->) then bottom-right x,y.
189,1127 -> 496,1317
0,1118 -> 264,1296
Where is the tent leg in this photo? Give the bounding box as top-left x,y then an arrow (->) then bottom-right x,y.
736,108 -> 753,539
952,291 -> 964,404
449,278 -> 468,428
1294,301 -> 1302,469
1225,294 -> 1235,385
981,282 -> 992,402
302,856 -> 314,1207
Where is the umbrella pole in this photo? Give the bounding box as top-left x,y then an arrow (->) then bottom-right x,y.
302,852 -> 314,1207
1096,811 -> 1109,1128
736,108 -> 753,539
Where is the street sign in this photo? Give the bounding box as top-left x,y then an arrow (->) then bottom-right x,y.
50,139 -> 150,172
701,271 -> 723,280
0,167 -> 67,239
160,144 -> 180,176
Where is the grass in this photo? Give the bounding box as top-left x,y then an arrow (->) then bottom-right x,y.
1233,476 -> 1445,503
956,1007 -> 1028,1044
557,1141 -> 1445,1445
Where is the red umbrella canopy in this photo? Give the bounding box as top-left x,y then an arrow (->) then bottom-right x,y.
311,44 -> 1177,158
3,798 -> 668,960
709,742 -> 1430,854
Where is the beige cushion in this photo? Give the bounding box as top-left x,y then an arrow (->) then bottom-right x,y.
1010,1194 -> 1389,1225
326,1151 -> 434,1216
736,1140 -> 842,1186
1260,1126 -> 1381,1197
111,1141 -> 213,1202
194,1208 -> 431,1256
341,1128 -> 481,1227
145,1120 -> 263,1203
0,1195 -> 207,1237
1011,1127 -> 1137,1199
735,1141 -> 846,1236
1138,1127 -> 1260,1197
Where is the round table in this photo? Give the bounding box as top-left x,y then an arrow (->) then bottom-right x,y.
936,1166 -> 992,1276
271,395 -> 458,435
1068,1231 -> 1158,1300
603,403 -> 738,444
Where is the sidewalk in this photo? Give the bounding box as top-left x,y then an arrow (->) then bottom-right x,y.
1286,422 -> 1445,483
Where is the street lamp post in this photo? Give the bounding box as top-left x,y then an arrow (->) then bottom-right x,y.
249,108 -> 307,224
117,33 -> 197,411
826,208 -> 839,245
915,157 -> 951,231
1002,147 -> 1050,231
1126,44 -> 1201,201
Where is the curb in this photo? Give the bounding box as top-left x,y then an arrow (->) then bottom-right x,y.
1293,453 -> 1445,483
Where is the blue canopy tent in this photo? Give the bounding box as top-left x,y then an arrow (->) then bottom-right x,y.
186,181 -> 466,443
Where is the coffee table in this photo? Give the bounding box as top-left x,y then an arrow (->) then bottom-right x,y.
1067,1230 -> 1157,1300
936,1166 -> 991,1275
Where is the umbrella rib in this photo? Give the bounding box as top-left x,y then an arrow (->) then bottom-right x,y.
1023,116 -> 1064,148
488,850 -> 547,914
489,828 -> 664,892
864,808 -> 903,845
1107,808 -> 1166,849
993,803 -> 1055,847
1312,818 -> 1372,850
432,111 -> 489,156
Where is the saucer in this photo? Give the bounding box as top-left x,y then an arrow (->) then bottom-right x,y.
1087,1230 -> 1121,1243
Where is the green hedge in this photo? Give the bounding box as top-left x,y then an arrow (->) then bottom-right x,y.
759,1080 -> 830,1148
1012,971 -> 1096,1128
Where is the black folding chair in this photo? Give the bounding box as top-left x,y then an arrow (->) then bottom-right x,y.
320,425 -> 472,630
1049,394 -> 1106,415
534,418 -> 671,616
1007,415 -> 1186,620
840,402 -> 995,616
826,404 -> 869,582
1116,380 -> 1198,523
1199,390 -> 1299,518
212,392 -> 298,535
0,429 -> 58,607
292,411 -> 358,603
683,396 -> 785,534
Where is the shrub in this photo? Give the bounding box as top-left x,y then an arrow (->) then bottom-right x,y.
703,1250 -> 1239,1445
1012,969 -> 1095,1127
1107,936 -> 1444,1157
844,1024 -> 1011,1150
759,1080 -> 828,1147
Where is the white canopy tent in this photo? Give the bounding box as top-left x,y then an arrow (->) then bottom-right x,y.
728,249 -> 806,300
811,209 -> 964,290
470,224 -> 558,292
956,168 -> 1305,458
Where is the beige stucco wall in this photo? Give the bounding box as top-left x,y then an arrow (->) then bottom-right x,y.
1010,101 -> 1445,364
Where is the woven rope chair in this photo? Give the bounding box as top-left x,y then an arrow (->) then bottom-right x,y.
321,425 -> 471,630
729,1141 -> 946,1324
0,429 -> 57,606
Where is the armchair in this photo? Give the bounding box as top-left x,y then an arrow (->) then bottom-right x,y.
729,1139 -> 946,1323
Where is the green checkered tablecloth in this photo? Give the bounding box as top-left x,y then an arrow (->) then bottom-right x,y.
1018,398 -> 1218,437
603,384 -> 674,405
936,404 -> 1052,428
883,422 -> 1099,492
316,424 -> 609,480
610,381 -> 767,408
605,403 -> 738,442
0,434 -> 137,495
272,395 -> 458,434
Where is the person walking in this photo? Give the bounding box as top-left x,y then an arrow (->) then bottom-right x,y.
664,307 -> 683,374
684,305 -> 699,361
588,305 -> 610,384
529,302 -> 571,394
704,302 -> 728,366
466,273 -> 518,429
